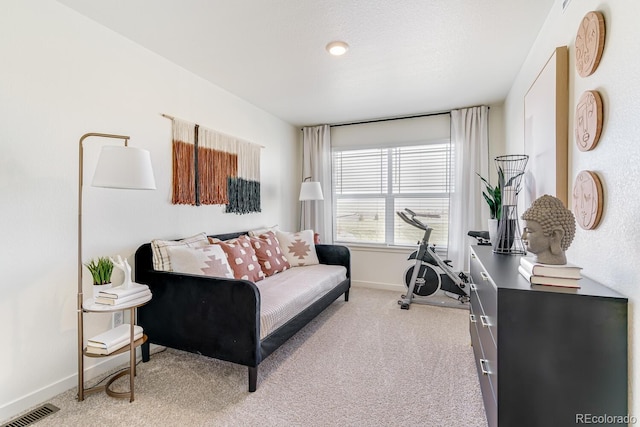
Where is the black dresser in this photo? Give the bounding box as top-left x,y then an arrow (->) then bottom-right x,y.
469,245 -> 628,427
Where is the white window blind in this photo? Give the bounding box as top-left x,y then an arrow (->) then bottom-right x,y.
332,140 -> 452,247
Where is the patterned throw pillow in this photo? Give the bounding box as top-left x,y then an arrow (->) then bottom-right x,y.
209,235 -> 265,282
249,231 -> 291,277
275,229 -> 319,267
151,232 -> 209,271
165,245 -> 234,278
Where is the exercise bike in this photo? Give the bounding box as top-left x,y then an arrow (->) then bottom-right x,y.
397,209 -> 488,310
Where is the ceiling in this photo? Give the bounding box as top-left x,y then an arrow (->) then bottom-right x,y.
57,0 -> 556,127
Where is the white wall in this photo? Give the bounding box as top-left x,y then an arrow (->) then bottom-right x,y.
0,0 -> 298,421
504,0 -> 639,415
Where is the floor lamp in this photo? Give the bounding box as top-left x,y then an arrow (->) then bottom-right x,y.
77,132 -> 156,401
299,176 -> 324,232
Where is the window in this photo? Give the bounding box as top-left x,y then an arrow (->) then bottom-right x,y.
332,140 -> 452,247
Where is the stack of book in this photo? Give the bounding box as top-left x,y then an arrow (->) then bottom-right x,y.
518,256 -> 583,289
86,324 -> 144,355
95,282 -> 151,306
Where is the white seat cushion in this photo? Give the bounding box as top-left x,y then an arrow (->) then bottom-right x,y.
256,264 -> 347,339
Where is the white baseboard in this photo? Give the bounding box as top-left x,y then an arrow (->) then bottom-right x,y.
352,280 -> 404,293
0,345 -> 160,424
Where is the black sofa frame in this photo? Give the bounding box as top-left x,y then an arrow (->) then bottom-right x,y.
134,231 -> 350,392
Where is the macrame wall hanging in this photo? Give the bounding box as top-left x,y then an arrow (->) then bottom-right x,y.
165,114 -> 262,214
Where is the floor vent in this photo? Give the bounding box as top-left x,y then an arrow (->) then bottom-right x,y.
1,404 -> 60,427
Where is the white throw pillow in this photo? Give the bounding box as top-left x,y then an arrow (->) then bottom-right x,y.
247,224 -> 280,237
165,245 -> 234,278
275,229 -> 319,267
151,232 -> 209,271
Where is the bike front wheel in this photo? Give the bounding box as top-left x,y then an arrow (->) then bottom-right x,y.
404,263 -> 441,297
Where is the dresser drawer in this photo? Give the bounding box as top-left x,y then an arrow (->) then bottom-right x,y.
469,296 -> 478,338
469,250 -> 497,346
470,293 -> 498,393
476,317 -> 497,397
470,311 -> 497,427
470,292 -> 497,352
469,283 -> 483,325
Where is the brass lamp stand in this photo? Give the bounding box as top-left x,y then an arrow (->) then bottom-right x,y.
77,133 -> 155,401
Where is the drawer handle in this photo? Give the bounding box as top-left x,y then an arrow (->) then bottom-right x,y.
480,272 -> 489,281
469,314 -> 477,323
470,283 -> 477,292
480,359 -> 490,375
480,315 -> 490,328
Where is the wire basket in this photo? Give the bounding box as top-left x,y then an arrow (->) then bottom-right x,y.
493,154 -> 528,254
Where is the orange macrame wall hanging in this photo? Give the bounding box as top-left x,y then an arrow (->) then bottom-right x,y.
170,117 -> 261,214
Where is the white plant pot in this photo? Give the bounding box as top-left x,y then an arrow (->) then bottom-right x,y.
488,219 -> 499,248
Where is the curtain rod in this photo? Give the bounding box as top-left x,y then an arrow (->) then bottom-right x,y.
300,105 -> 490,130
329,111 -> 451,128
299,111 -> 451,131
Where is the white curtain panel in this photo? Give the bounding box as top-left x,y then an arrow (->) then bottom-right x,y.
449,106 -> 489,271
301,125 -> 332,243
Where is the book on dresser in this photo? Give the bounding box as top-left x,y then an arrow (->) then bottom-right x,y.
86,324 -> 143,355
519,256 -> 583,279
518,266 -> 581,288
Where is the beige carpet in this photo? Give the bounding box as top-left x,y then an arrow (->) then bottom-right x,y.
29,288 -> 487,427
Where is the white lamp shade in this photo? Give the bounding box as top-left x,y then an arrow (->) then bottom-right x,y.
92,146 -> 156,190
299,181 -> 324,201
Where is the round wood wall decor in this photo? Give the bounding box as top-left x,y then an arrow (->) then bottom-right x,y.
572,170 -> 604,230
575,11 -> 605,77
575,90 -> 603,151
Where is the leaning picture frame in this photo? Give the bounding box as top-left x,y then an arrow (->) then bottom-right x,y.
523,46 -> 569,208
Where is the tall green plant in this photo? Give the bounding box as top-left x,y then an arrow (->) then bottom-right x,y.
477,167 -> 525,219
84,257 -> 114,285
477,170 -> 503,220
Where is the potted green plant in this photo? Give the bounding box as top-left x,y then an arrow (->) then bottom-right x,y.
477,171 -> 502,248
477,172 -> 502,220
477,167 -> 525,249
84,257 -> 114,298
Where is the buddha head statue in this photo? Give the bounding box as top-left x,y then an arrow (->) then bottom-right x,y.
521,194 -> 576,265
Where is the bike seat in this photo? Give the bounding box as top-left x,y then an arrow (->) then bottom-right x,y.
468,230 -> 490,240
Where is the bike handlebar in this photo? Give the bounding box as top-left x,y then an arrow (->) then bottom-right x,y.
398,208 -> 491,244
397,210 -> 429,231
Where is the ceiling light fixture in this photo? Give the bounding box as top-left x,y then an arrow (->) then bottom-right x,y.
326,41 -> 349,56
